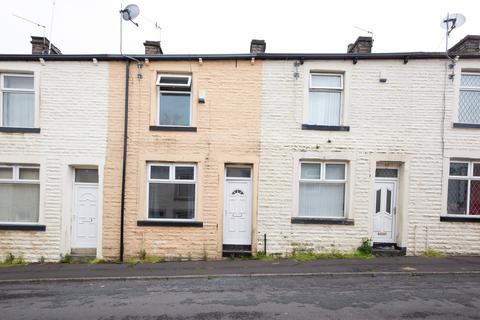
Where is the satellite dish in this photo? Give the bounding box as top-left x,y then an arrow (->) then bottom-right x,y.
441,13 -> 465,33
121,4 -> 140,25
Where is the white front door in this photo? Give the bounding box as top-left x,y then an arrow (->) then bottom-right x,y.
223,177 -> 252,245
373,180 -> 396,243
72,183 -> 98,248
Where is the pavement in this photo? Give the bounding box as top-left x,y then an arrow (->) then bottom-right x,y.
1,255 -> 480,282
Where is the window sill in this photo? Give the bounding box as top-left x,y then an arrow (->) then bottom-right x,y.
149,126 -> 197,132
440,216 -> 480,222
137,220 -> 203,227
301,124 -> 350,131
0,127 -> 40,133
291,217 -> 354,225
0,224 -> 46,231
452,123 -> 480,129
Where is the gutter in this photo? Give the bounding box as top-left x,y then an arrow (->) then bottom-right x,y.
119,59 -> 130,262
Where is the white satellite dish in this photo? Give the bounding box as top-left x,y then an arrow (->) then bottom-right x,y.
121,4 -> 140,26
441,13 -> 466,34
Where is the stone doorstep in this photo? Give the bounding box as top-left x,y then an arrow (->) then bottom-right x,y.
70,248 -> 97,256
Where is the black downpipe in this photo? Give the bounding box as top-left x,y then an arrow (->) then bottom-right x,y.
119,60 -> 130,262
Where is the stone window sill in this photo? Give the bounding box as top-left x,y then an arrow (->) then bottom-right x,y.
0,127 -> 41,133
149,126 -> 197,132
291,217 -> 354,225
137,220 -> 203,227
440,216 -> 480,222
301,124 -> 350,131
0,224 -> 46,231
452,123 -> 480,129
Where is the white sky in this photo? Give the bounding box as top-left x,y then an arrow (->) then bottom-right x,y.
1,0 -> 479,55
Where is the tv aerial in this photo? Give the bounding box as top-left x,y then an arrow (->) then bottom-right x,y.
119,3 -> 140,54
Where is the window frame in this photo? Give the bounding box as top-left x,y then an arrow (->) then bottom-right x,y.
156,74 -> 193,127
447,160 -> 480,217
0,164 -> 40,224
297,161 -> 347,218
146,163 -> 197,221
0,73 -> 35,128
458,72 -> 480,125
306,73 -> 344,126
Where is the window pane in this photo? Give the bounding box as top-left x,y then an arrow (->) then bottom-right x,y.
159,93 -> 190,126
226,167 -> 251,178
447,179 -> 468,214
151,166 -> 169,179
386,189 -> 392,214
470,181 -> 480,215
308,91 -> 341,125
375,189 -> 381,213
299,182 -> 344,217
375,168 -> 398,178
458,91 -> 480,124
0,167 -> 13,180
473,164 -> 480,177
3,92 -> 35,127
0,183 -> 39,222
19,168 -> 39,180
449,162 -> 468,176
75,169 -> 98,183
461,74 -> 480,87
175,166 -> 194,180
4,76 -> 34,89
159,76 -> 190,85
311,75 -> 341,88
148,183 -> 195,219
325,164 -> 345,180
301,163 -> 321,179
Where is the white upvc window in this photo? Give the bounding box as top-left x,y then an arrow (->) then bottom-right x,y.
307,73 -> 343,126
458,72 -> 480,124
298,161 -> 347,218
0,73 -> 35,128
0,164 -> 40,223
447,161 -> 480,216
156,74 -> 192,127
147,163 -> 196,220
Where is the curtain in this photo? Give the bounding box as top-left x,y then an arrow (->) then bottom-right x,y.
3,92 -> 34,127
0,183 -> 39,222
299,182 -> 345,217
308,91 -> 341,126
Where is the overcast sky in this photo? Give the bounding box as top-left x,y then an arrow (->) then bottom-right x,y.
1,0 -> 479,55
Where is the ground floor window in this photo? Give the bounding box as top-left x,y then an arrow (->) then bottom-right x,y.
447,160 -> 480,215
147,163 -> 196,219
0,164 -> 40,223
298,161 -> 347,218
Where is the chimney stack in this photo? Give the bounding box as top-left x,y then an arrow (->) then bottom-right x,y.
31,36 -> 61,55
250,39 -> 266,54
144,41 -> 163,54
347,36 -> 373,54
448,35 -> 480,55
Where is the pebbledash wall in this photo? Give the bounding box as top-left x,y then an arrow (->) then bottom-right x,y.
0,61 -> 109,262
117,59 -> 262,260
257,57 -> 480,256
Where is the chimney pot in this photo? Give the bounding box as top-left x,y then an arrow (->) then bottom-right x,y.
250,39 -> 266,54
144,40 -> 163,55
347,36 -> 373,54
31,36 -> 61,55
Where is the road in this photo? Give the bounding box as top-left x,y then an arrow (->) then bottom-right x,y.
1,274 -> 480,320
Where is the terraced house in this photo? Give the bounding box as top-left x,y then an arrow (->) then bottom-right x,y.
1,35 -> 480,262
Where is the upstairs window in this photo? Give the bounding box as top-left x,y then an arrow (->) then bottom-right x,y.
447,161 -> 480,216
156,74 -> 192,127
0,164 -> 40,223
307,73 -> 343,126
458,73 -> 480,124
1,74 -> 35,128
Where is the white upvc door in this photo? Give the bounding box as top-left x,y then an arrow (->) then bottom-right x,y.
373,180 -> 397,243
72,183 -> 98,248
223,179 -> 252,245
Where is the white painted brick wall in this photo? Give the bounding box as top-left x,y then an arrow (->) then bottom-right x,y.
258,58 -> 480,255
0,61 -> 109,262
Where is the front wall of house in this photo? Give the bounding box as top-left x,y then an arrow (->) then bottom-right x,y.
120,60 -> 261,260
259,58 -> 480,255
0,61 -> 109,262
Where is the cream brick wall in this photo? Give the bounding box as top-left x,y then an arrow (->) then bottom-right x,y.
258,58 -> 480,255
0,61 -> 109,262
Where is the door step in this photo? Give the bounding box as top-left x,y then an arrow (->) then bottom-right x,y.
222,244 -> 252,258
372,243 -> 406,257
71,248 -> 97,256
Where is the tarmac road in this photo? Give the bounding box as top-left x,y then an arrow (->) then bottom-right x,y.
1,273 -> 480,320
